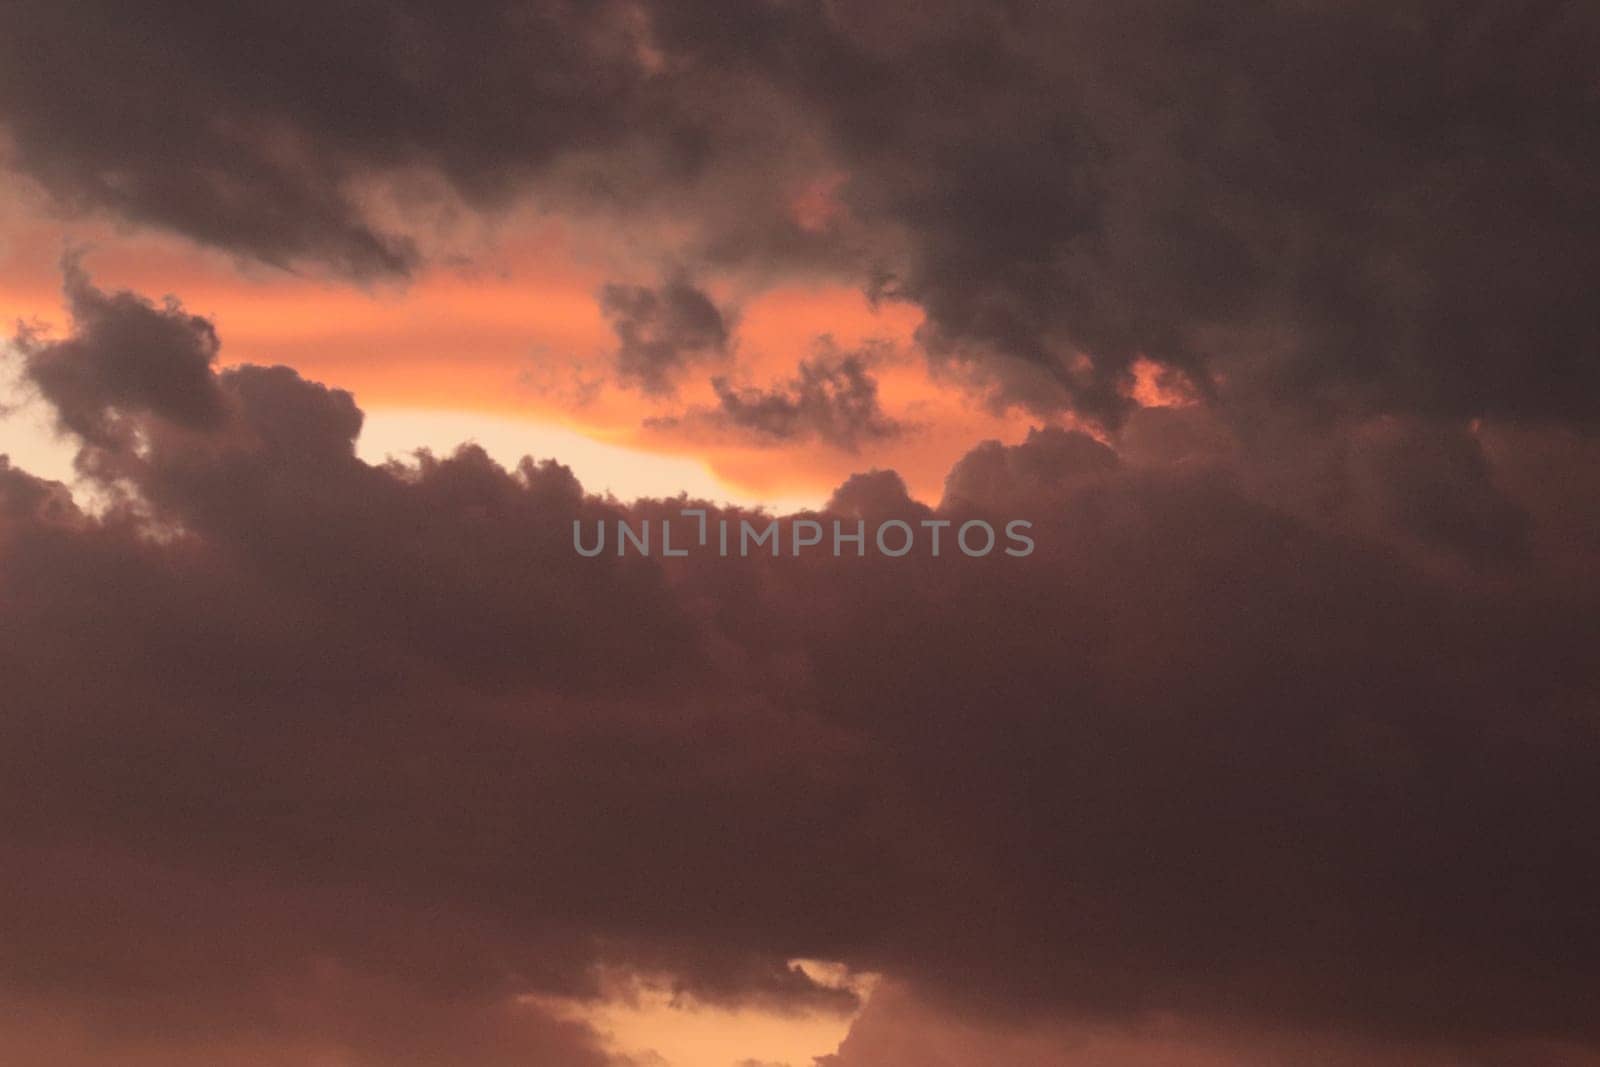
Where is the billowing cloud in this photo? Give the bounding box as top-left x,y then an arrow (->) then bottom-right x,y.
3,0 -> 1598,1056
3,270 -> 1600,1062
4,2 -> 1594,426
0,0 -> 666,277
15,254 -> 226,448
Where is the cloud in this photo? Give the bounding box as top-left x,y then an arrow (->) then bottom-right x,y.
12,254 -> 226,448
655,341 -> 903,451
941,426 -> 1119,511
600,277 -> 732,395
0,1 -> 660,277
821,982 -> 1600,1067
3,270 -> 1600,1061
4,2 -> 1594,427
824,469 -> 928,522
0,849 -> 625,1066
816,1 -> 1600,425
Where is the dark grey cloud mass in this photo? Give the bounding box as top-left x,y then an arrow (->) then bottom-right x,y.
0,0 -> 670,276
655,341 -> 902,451
599,277 -> 731,395
3,0 -> 1600,1059
2,1 -> 1594,425
3,268 -> 1600,1063
16,255 -> 226,448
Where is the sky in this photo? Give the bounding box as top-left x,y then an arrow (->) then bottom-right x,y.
1,2 -> 1599,1065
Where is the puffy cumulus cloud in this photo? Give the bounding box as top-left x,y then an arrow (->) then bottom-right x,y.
824,469 -> 929,522
14,254 -> 226,448
654,341 -> 903,451
4,2 -> 1596,426
601,277 -> 732,395
941,426 -> 1120,511
1112,404 -> 1542,572
4,271 -> 1600,1063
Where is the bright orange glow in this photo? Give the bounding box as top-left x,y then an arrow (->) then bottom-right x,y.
2,185 -> 1042,506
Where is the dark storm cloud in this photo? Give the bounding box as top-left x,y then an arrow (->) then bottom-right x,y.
599,277 -> 731,395
0,0 -> 675,277
4,2 -> 1594,425
886,2 -> 1596,423
1338,416 -> 1532,564
14,255 -> 226,447
656,342 -> 902,450
4,271 -> 1600,1062
815,0 -> 1600,424
1113,404 -> 1537,569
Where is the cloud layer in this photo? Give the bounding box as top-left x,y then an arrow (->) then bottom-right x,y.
3,1 -> 1596,424
3,2 -> 1599,1060
3,270 -> 1599,1063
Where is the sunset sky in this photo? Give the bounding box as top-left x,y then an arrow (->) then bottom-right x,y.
2,2 -> 1599,1066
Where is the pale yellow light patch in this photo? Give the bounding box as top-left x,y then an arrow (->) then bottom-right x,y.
0,355 -> 77,485
359,407 -> 824,511
532,961 -> 877,1067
